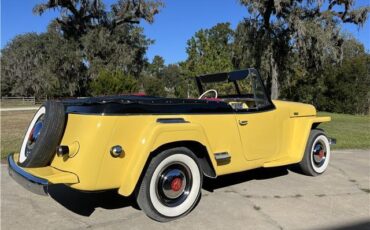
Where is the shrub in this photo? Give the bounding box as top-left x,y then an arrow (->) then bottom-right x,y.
89,69 -> 139,96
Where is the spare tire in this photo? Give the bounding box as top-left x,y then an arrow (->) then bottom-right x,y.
19,101 -> 66,168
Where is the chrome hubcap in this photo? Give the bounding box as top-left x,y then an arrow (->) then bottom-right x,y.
312,140 -> 327,167
161,169 -> 187,199
156,163 -> 192,207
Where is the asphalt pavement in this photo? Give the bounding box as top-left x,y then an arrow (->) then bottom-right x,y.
1,149 -> 369,230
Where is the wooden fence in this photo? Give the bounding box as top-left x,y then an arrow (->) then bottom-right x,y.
0,97 -> 47,107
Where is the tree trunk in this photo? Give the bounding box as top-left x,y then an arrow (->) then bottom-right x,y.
270,54 -> 279,99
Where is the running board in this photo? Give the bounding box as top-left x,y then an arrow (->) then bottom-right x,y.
214,152 -> 231,165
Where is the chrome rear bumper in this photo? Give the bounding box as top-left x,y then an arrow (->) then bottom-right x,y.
7,153 -> 48,196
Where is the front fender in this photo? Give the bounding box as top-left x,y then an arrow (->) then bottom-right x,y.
263,116 -> 331,168
289,116 -> 331,163
117,121 -> 215,196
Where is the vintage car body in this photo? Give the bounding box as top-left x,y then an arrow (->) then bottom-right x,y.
8,69 -> 334,221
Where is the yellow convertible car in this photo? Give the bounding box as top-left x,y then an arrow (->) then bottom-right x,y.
8,69 -> 335,221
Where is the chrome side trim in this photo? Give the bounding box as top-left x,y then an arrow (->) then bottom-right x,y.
7,153 -> 48,195
157,118 -> 189,124
214,152 -> 231,165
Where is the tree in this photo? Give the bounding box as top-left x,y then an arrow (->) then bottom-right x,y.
43,23 -> 88,96
34,0 -> 163,78
1,0 -> 163,98
282,37 -> 370,115
148,55 -> 165,77
33,0 -> 162,92
184,23 -> 234,76
143,76 -> 167,97
161,64 -> 188,98
82,25 -> 152,79
1,31 -> 86,98
317,39 -> 370,115
238,0 -> 370,99
1,34 -> 44,97
89,69 -> 139,96
33,0 -> 164,39
181,23 -> 235,97
318,55 -> 369,114
142,56 -> 189,98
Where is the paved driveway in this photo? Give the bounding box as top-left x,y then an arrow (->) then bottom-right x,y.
1,150 -> 369,230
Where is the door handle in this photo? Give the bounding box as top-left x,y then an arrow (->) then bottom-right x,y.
239,120 -> 248,126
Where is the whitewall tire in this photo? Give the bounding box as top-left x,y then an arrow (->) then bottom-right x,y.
136,147 -> 202,222
19,106 -> 46,163
18,101 -> 66,167
298,129 -> 331,176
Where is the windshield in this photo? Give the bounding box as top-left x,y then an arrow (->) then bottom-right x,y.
196,69 -> 273,110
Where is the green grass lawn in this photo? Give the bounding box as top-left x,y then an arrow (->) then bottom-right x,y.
0,101 -> 41,108
0,111 -> 369,158
318,112 -> 370,149
1,110 -> 35,159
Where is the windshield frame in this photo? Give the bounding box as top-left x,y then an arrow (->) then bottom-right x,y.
195,68 -> 275,111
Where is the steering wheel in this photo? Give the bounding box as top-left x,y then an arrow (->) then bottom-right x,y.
198,89 -> 218,99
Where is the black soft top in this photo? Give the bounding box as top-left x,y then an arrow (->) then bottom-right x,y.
62,95 -> 234,115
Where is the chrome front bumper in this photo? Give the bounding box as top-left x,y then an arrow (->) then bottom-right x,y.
7,153 -> 49,196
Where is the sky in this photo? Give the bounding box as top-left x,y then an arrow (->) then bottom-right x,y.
1,0 -> 369,64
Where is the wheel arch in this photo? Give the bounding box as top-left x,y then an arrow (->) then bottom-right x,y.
298,117 -> 331,160
149,141 -> 217,179
312,122 -> 324,130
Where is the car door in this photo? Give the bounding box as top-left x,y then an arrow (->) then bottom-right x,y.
233,70 -> 280,161
235,110 -> 279,160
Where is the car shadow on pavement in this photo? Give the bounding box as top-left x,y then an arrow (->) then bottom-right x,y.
329,220 -> 370,230
48,184 -> 138,217
48,166 -> 289,217
203,166 -> 289,192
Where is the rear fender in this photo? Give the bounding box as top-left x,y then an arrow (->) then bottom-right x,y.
117,122 -> 215,196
